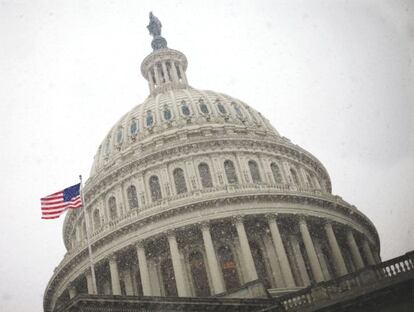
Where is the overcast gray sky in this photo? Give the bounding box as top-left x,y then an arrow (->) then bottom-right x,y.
0,0 -> 413,311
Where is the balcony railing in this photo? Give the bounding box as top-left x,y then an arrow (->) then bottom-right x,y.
262,251 -> 414,311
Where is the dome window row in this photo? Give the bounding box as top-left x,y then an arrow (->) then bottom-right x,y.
98,98 -> 265,161
181,101 -> 191,116
73,159 -> 323,245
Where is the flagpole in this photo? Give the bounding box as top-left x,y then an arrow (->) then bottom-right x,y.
79,175 -> 98,295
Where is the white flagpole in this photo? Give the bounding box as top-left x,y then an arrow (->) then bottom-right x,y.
79,175 -> 98,295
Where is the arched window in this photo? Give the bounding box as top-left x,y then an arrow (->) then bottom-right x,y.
160,258 -> 178,296
149,176 -> 162,201
146,111 -> 154,127
218,245 -> 240,291
290,168 -> 300,185
173,168 -> 188,194
93,209 -> 101,230
199,99 -> 209,114
108,196 -> 117,220
127,185 -> 139,209
248,160 -> 261,183
250,241 -> 271,289
198,163 -> 213,188
189,251 -> 211,296
270,162 -> 283,184
224,160 -> 238,184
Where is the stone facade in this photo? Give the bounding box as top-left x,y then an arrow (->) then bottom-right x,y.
44,15 -> 383,312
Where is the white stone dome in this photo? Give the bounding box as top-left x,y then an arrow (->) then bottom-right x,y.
45,15 -> 381,312
90,87 -> 280,177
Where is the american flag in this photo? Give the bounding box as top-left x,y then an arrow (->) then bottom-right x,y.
41,183 -> 83,219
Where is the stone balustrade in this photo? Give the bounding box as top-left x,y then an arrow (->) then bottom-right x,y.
261,251 -> 414,312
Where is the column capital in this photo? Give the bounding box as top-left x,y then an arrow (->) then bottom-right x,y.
166,228 -> 177,238
322,219 -> 333,228
83,268 -> 92,277
135,240 -> 146,249
297,214 -> 307,225
199,220 -> 211,231
265,213 -> 279,222
232,215 -> 244,224
108,254 -> 118,262
265,212 -> 282,221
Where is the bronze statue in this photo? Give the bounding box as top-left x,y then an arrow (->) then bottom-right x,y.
147,12 -> 162,37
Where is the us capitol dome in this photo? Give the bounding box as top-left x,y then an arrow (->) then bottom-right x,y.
44,13 -> 384,312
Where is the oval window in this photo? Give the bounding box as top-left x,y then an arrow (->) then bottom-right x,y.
181,101 -> 191,116
105,137 -> 111,155
116,128 -> 123,143
164,108 -> 172,121
199,99 -> 209,114
130,119 -> 138,135
217,100 -> 226,114
233,103 -> 244,118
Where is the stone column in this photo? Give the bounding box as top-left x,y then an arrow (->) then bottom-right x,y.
362,239 -> 376,265
154,64 -> 161,85
136,241 -> 152,296
123,269 -> 134,296
298,217 -> 324,283
346,230 -> 364,270
136,174 -> 146,207
171,61 -> 179,82
324,222 -> 348,276
289,234 -> 310,286
178,64 -> 187,84
167,230 -> 189,297
147,69 -> 155,91
85,269 -> 96,294
162,62 -> 170,82
266,214 -> 295,287
234,216 -> 258,282
201,222 -> 225,294
109,255 -> 122,295
68,284 -> 77,299
117,185 -> 126,216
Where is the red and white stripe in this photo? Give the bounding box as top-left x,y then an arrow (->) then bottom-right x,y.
41,191 -> 82,219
